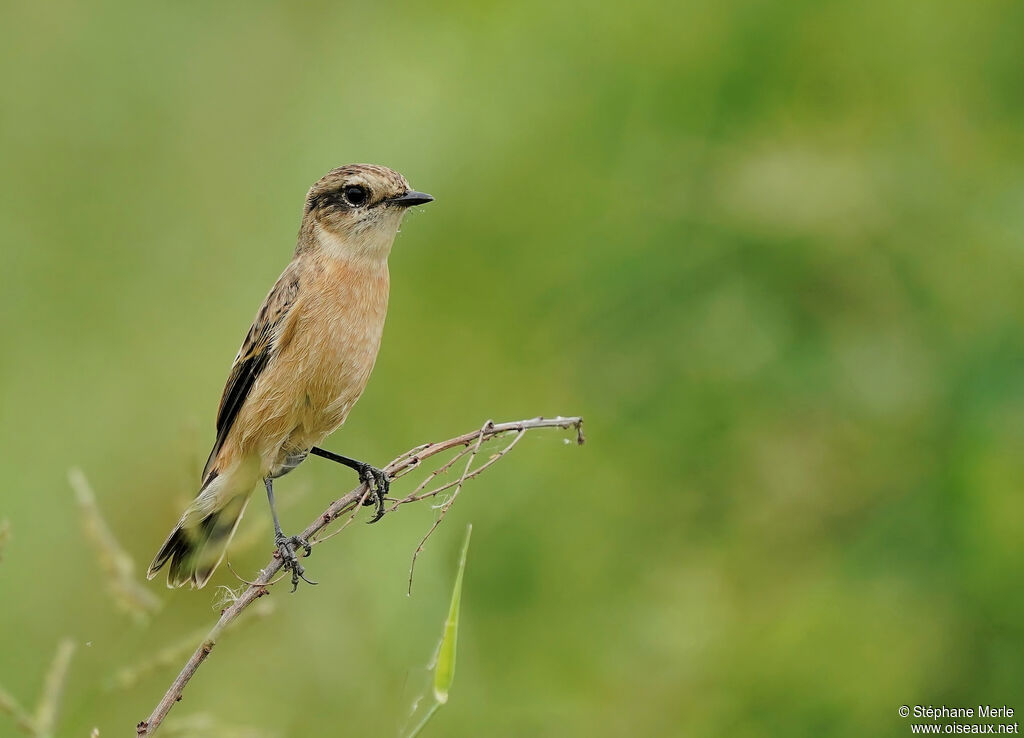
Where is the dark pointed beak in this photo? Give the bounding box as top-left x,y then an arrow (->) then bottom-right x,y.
389,190 -> 434,207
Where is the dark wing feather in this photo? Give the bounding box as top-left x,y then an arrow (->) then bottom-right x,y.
200,263 -> 301,483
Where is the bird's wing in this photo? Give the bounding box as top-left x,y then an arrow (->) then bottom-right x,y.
200,262 -> 302,484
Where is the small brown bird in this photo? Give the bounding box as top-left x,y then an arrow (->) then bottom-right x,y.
147,164 -> 433,589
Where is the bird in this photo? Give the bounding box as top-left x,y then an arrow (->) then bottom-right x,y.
147,164 -> 433,590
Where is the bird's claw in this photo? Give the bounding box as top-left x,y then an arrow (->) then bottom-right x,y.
357,464 -> 390,524
275,534 -> 317,592
287,534 -> 312,558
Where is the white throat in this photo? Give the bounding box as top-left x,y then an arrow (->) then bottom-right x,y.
315,211 -> 404,265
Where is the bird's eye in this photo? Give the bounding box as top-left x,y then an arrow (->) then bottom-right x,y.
343,185 -> 369,206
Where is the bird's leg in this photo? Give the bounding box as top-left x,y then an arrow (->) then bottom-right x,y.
309,447 -> 390,523
264,477 -> 316,592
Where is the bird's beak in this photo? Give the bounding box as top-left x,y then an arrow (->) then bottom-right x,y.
389,190 -> 434,207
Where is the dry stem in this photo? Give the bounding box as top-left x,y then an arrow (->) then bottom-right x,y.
34,640 -> 75,738
137,415 -> 583,735
0,639 -> 76,738
70,469 -> 162,622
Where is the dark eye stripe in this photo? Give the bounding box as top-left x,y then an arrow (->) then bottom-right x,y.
306,183 -> 382,213
307,192 -> 341,212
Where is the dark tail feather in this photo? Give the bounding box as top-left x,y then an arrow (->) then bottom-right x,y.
147,495 -> 249,589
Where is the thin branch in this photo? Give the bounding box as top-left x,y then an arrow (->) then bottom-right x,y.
400,427 -> 528,506
306,483 -> 373,547
406,420 -> 492,595
138,415 -> 583,736
388,444 -> 475,510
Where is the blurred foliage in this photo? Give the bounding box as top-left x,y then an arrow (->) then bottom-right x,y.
1,0 -> 1023,736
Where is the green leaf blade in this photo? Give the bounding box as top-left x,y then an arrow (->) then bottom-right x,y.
433,524 -> 472,705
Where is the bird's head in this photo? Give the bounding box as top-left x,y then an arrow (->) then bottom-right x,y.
302,164 -> 433,261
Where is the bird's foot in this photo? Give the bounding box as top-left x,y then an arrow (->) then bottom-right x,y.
285,534 -> 312,558
356,463 -> 390,524
274,534 -> 317,592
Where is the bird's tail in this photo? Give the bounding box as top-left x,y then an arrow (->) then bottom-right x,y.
147,475 -> 252,589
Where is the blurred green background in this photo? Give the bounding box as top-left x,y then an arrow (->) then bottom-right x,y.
2,0 -> 1023,736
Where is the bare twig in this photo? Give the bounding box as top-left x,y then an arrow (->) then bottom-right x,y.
138,415 -> 583,735
406,420 -> 493,595
306,482 -> 372,546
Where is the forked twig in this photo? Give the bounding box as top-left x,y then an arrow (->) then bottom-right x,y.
406,420 -> 502,595
306,483 -> 373,546
137,415 -> 583,736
